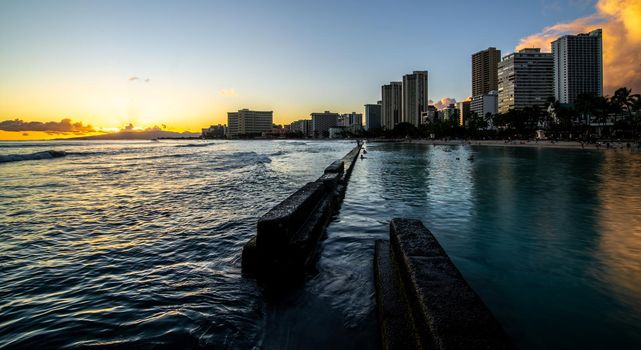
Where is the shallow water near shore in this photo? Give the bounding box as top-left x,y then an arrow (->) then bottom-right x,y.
1,140 -> 641,349
341,142 -> 641,349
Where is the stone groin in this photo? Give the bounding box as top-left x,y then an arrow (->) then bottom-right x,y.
241,142 -> 362,279
375,218 -> 514,350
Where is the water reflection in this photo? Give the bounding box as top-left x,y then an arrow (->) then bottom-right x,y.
596,151 -> 641,321
325,142 -> 641,350
3,140 -> 641,349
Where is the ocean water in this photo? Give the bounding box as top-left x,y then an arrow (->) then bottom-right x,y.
0,140 -> 356,348
1,140 -> 641,349
336,142 -> 641,350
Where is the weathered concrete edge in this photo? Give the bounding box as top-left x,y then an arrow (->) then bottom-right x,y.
384,218 -> 514,350
374,240 -> 419,350
241,142 -> 362,278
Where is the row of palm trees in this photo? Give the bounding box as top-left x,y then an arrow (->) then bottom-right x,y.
463,87 -> 641,140
358,87 -> 641,140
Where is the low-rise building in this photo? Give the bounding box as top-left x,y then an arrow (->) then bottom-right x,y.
202,124 -> 227,139
471,91 -> 498,122
441,104 -> 459,124
290,119 -> 312,137
227,109 -> 273,138
311,111 -> 340,138
339,112 -> 363,128
262,124 -> 290,138
456,101 -> 471,127
422,105 -> 439,124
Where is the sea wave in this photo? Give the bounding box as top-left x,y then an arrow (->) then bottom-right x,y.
236,151 -> 271,164
269,151 -> 288,156
174,143 -> 218,148
208,151 -> 272,171
0,150 -> 67,163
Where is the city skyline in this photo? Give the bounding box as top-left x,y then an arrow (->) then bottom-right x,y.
1,0 -> 640,140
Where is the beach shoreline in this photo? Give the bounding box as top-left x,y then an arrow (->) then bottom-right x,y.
368,138 -> 639,151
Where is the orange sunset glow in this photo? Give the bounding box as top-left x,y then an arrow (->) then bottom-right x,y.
516,0 -> 641,95
1,0 -> 639,140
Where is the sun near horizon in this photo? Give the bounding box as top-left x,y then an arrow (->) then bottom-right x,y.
1,0 -> 640,140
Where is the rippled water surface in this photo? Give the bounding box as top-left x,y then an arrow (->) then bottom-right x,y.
2,140 -> 641,349
0,140 -> 355,348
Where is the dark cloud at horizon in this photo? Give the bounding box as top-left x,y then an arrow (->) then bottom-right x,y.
0,118 -> 96,134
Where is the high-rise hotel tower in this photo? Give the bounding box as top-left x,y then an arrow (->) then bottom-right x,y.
381,82 -> 403,130
498,48 -> 554,113
472,47 -> 501,97
402,71 -> 428,127
552,29 -> 603,104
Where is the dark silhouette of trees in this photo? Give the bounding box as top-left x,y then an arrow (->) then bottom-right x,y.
357,88 -> 640,141
391,122 -> 420,138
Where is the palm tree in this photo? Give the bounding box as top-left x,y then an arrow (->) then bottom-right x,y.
612,87 -> 640,122
575,94 -> 595,126
594,96 -> 612,137
631,94 -> 641,140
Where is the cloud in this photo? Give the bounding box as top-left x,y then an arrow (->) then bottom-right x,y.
516,0 -> 641,94
219,88 -> 237,97
432,97 -> 457,110
117,124 -> 167,132
144,125 -> 163,132
0,118 -> 95,134
128,76 -> 150,83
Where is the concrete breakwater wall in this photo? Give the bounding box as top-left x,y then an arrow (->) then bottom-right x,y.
242,142 -> 362,279
375,219 -> 513,350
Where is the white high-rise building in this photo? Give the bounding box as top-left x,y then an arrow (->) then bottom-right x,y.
498,48 -> 554,113
552,29 -> 603,104
227,109 -> 273,137
402,71 -> 428,127
381,82 -> 402,130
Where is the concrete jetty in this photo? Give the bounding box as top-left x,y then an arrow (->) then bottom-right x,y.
375,218 -> 513,350
242,142 -> 362,279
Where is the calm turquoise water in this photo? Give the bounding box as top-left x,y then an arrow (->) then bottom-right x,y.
1,140 -> 640,349
333,142 -> 641,349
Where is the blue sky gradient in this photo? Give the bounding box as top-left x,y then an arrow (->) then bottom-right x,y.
0,0 -> 598,128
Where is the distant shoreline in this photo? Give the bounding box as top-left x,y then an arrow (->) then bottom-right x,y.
371,139 -> 640,151
1,138 -> 638,152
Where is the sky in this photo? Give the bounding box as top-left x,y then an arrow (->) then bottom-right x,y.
0,0 -> 639,139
